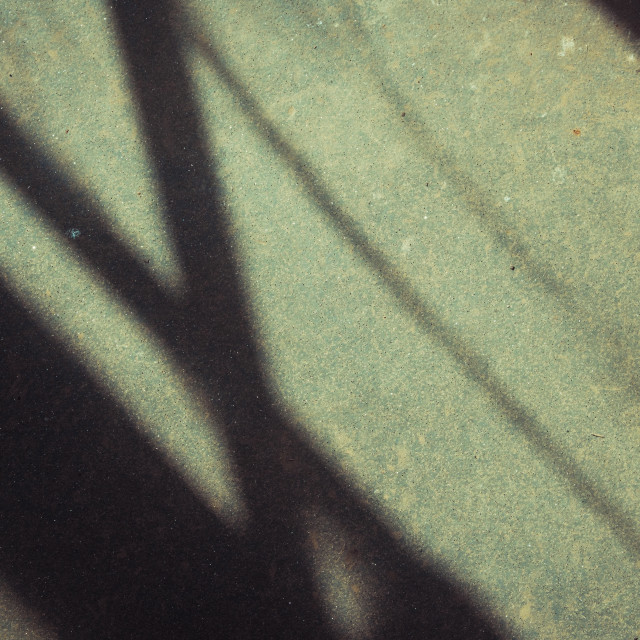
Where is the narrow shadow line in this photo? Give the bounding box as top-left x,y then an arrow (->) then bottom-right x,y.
110,0 -> 514,636
340,1 -> 640,398
0,1 -> 517,638
229,0 -> 640,400
186,24 -> 640,560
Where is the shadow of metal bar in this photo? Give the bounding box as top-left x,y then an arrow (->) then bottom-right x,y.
592,0 -> 640,41
0,106 -> 174,321
185,20 -> 640,561
256,0 -> 640,402
0,1 -> 517,638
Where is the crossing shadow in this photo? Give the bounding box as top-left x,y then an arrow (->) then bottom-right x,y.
250,0 -> 640,400
0,0 -> 514,638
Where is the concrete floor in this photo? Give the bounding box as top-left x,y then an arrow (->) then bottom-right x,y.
1,0 -> 639,638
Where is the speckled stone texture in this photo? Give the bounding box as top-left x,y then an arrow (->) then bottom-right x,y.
1,1 -> 639,638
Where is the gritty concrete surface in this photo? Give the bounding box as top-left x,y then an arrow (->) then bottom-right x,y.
1,1 -> 639,638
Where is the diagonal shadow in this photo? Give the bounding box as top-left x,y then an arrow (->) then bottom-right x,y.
185,22 -> 640,559
342,0 -> 640,401
592,0 -> 640,41
0,280 -> 510,639
240,0 -> 640,400
0,1 -> 515,638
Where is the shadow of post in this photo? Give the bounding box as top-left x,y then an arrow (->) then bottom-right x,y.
0,285 -> 259,639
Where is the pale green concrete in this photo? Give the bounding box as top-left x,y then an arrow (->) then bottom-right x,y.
1,1 -> 639,638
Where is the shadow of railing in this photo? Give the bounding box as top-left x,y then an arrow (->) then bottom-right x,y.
0,279 -> 514,639
185,15 -> 640,559
251,0 -> 640,401
0,0 -> 516,637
